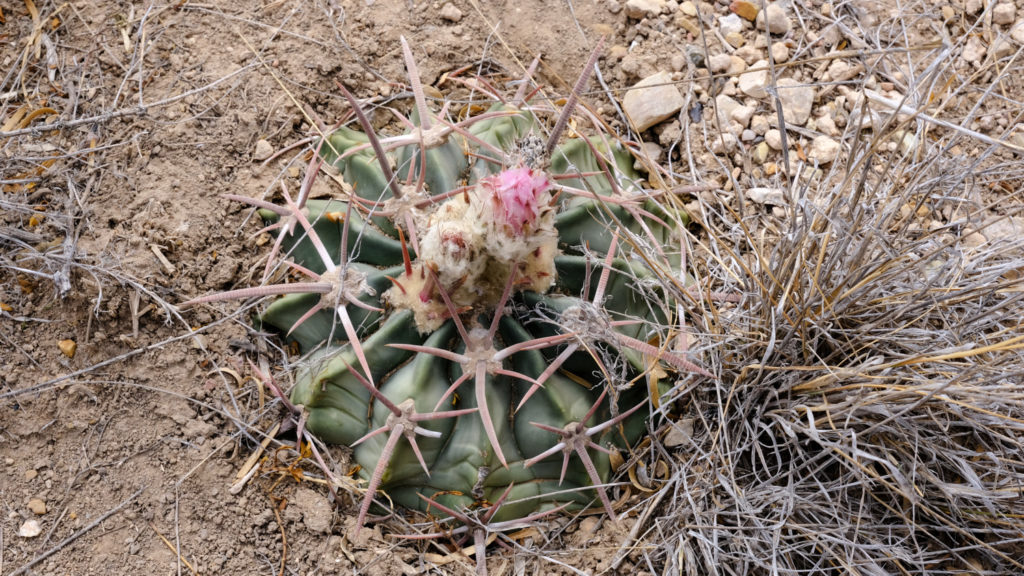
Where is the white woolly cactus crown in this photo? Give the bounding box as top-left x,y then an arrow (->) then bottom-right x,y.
388,163 -> 558,333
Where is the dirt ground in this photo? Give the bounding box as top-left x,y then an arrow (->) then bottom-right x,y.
3,0 -> 1024,575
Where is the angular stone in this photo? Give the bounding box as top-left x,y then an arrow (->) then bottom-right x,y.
622,71 -> 685,131
775,78 -> 815,126
747,187 -> 786,205
993,3 -> 1016,26
19,519 -> 41,538
719,13 -> 745,36
1012,21 -> 1024,44
710,133 -> 739,155
253,139 -> 273,161
731,103 -> 755,127
771,41 -> 790,63
440,3 -> 463,22
756,3 -> 792,35
633,141 -> 664,172
725,32 -> 746,48
750,114 -> 770,134
752,141 -> 770,162
738,59 -> 769,98
962,35 -> 986,64
727,55 -> 748,74
730,0 -> 759,21
28,498 -> 47,515
809,135 -> 841,163
626,0 -> 666,18
993,39 -> 1014,59
709,53 -> 732,73
714,94 -> 743,127
734,45 -> 764,64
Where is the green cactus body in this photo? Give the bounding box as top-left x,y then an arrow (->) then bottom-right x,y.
252,73 -> 699,527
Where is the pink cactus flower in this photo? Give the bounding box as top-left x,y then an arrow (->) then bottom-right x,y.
487,166 -> 549,235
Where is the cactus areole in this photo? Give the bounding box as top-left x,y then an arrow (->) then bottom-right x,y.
211,40 -> 708,534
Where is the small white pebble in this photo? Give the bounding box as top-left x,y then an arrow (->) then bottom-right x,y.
440,3 -> 463,22
19,519 -> 42,538
253,139 -> 273,161
770,42 -> 790,63
809,135 -> 841,164
756,3 -> 792,35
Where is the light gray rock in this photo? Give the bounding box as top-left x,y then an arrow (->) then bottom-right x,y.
734,45 -> 764,64
992,39 -> 1014,59
727,55 -> 748,74
1010,21 -> 1024,44
756,3 -> 792,35
440,3 -> 463,22
626,0 -> 666,18
982,215 -> 1024,241
253,139 -> 273,161
962,35 -> 987,64
658,119 -> 683,146
19,520 -> 42,538
708,53 -> 732,73
673,51 -> 689,71
993,2 -> 1016,26
623,71 -> 685,131
770,41 -> 790,63
634,141 -> 664,170
715,94 -> 743,127
751,114 -> 770,135
731,103 -> 756,127
809,135 -> 841,163
775,78 -> 815,125
710,133 -> 739,155
765,128 -> 783,150
816,113 -> 839,136
738,59 -> 769,98
747,187 -> 787,206
719,13 -> 745,36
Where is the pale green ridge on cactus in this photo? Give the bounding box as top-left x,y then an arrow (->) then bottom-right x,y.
289,310 -> 424,445
257,262 -> 401,352
354,321 -> 461,485
467,104 -> 536,179
396,111 -> 469,195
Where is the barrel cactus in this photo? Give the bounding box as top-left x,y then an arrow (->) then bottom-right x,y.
187,38 -> 708,557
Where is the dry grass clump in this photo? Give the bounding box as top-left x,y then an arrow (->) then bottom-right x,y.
635,133 -> 1024,574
